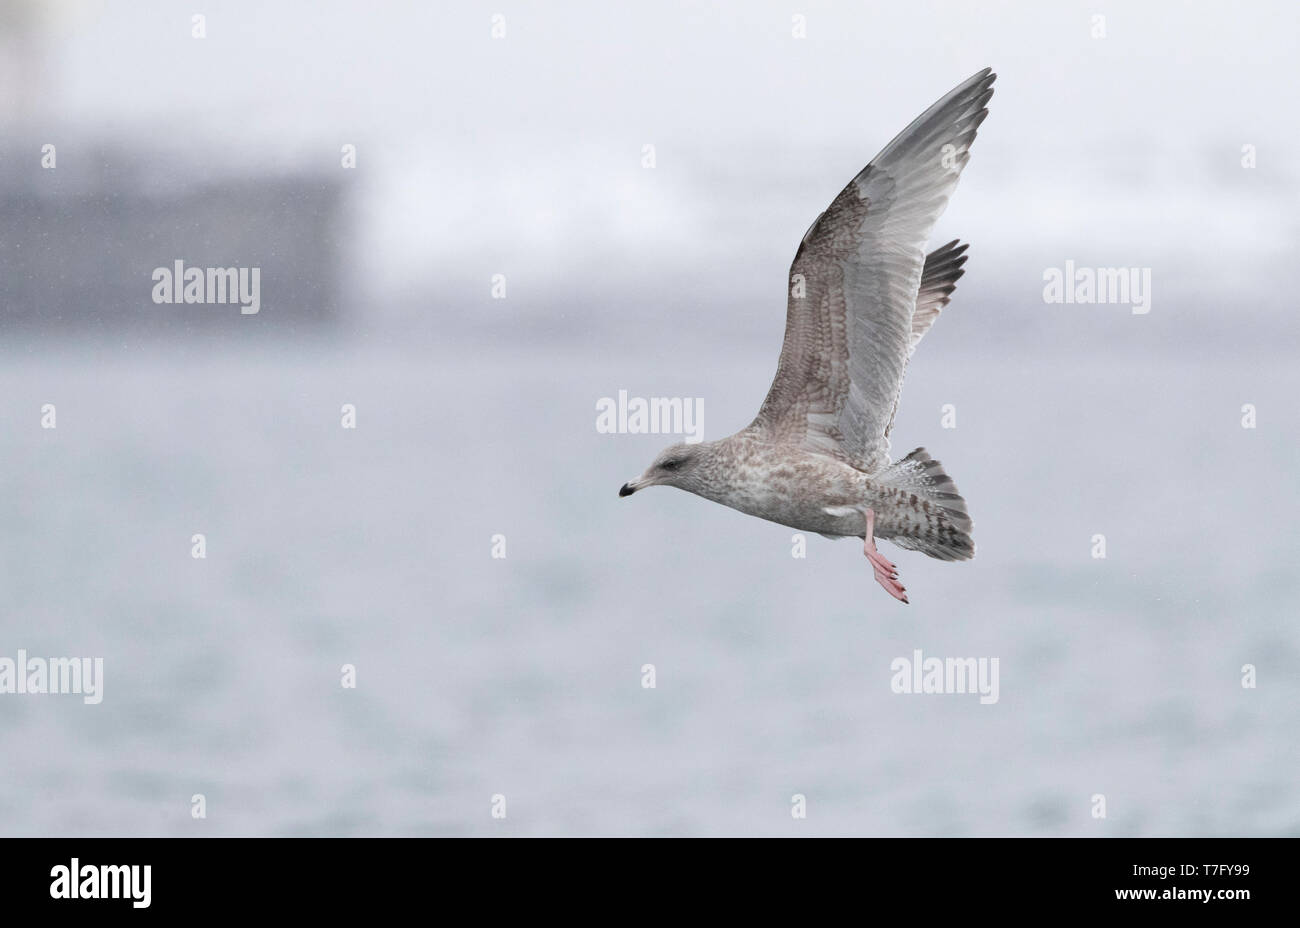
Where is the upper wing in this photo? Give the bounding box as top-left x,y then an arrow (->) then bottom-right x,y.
750,68 -> 994,474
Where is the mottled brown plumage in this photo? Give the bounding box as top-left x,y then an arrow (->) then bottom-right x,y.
621,68 -> 995,602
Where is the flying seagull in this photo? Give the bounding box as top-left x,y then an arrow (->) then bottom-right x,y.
619,68 -> 994,604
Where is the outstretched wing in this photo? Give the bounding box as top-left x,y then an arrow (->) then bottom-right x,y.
750,68 -> 994,474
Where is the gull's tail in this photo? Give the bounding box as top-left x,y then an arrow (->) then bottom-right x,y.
878,448 -> 974,561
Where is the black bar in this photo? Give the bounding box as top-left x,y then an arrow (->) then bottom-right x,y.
0,837 -> 1280,915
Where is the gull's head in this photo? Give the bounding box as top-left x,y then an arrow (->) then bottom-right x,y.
620,441 -> 708,498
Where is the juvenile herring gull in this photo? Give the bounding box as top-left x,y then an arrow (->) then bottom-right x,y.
620,68 -> 995,604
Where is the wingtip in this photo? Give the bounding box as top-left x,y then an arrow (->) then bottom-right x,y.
967,67 -> 997,95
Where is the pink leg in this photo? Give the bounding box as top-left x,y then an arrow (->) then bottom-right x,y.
864,509 -> 908,604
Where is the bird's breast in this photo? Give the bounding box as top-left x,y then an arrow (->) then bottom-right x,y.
700,450 -> 871,536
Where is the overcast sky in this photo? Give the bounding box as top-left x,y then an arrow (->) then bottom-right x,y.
7,0 -> 1298,352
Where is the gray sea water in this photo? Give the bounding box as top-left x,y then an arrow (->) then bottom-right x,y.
1,339 -> 1295,836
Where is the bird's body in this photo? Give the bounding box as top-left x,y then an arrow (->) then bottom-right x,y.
669,432 -> 969,558
620,68 -> 995,602
660,431 -> 874,535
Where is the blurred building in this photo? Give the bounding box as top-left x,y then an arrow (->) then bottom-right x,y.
0,155 -> 346,331
0,0 -> 347,333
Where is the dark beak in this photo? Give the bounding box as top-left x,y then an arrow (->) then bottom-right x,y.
619,483 -> 636,497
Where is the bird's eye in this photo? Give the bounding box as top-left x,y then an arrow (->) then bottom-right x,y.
661,458 -> 683,471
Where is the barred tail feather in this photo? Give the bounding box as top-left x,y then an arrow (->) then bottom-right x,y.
879,447 -> 974,561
